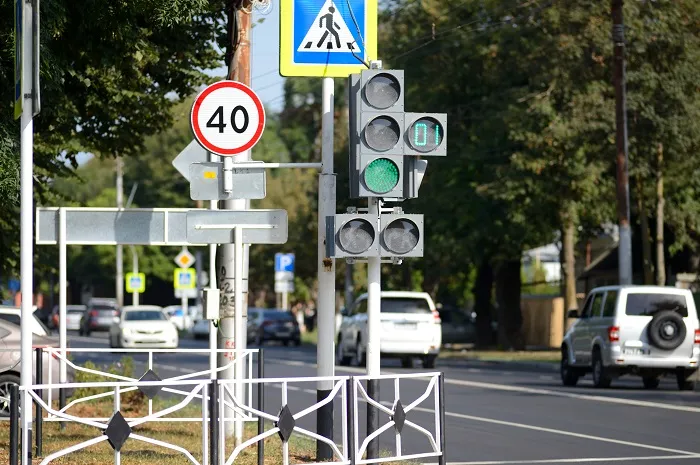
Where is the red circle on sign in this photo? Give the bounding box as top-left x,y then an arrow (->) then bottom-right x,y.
191,81 -> 266,156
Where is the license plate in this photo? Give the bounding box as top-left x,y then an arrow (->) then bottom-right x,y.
623,348 -> 649,356
276,331 -> 291,337
397,322 -> 417,330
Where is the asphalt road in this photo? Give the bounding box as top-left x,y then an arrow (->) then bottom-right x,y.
60,331 -> 700,465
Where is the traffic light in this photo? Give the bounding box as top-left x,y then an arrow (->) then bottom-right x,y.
326,212 -> 424,259
348,68 -> 447,200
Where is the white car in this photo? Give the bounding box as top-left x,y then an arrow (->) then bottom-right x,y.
336,291 -> 442,369
562,285 -> 700,390
163,305 -> 194,331
0,306 -> 51,336
109,306 -> 179,349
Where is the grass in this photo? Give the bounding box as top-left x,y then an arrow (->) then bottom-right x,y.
440,348 -> 560,363
300,328 -> 318,346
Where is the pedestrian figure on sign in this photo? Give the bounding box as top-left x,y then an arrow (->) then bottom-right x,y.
317,6 -> 341,49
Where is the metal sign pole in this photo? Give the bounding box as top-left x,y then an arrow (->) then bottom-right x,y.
131,247 -> 139,306
19,0 -> 35,462
209,152 -> 219,380
234,226 -> 245,444
59,208 -> 67,387
316,76 -> 336,460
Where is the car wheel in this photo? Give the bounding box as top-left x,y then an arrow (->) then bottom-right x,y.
293,338 -> 301,347
591,350 -> 612,388
283,339 -> 291,347
560,347 -> 579,387
336,338 -> 351,366
677,369 -> 696,391
422,355 -> 437,369
0,374 -> 20,417
353,340 -> 366,367
642,376 -> 660,389
400,357 -> 413,369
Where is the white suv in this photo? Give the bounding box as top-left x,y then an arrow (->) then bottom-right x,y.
336,291 -> 442,369
561,286 -> 700,390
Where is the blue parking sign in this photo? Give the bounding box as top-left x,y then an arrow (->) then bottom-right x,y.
275,253 -> 295,273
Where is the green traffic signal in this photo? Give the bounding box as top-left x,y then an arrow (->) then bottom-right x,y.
364,158 -> 400,194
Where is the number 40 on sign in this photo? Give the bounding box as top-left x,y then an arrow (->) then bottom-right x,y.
191,81 -> 266,156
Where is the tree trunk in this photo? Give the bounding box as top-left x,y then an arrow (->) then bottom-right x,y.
636,175 -> 654,284
562,213 -> 577,311
494,259 -> 524,350
473,260 -> 494,348
656,142 -> 666,286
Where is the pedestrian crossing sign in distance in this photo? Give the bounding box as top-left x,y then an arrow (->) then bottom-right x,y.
280,0 -> 377,77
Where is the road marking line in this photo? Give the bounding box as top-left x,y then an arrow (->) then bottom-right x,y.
428,455 -> 700,465
539,375 -> 553,380
406,406 -> 698,456
444,378 -> 700,413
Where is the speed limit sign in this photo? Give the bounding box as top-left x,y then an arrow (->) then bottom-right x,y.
191,81 -> 266,156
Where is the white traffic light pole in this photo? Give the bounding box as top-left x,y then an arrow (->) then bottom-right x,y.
316,76 -> 337,460
366,197 -> 382,459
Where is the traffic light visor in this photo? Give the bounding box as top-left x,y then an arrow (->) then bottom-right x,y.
338,218 -> 376,255
364,73 -> 401,109
382,218 -> 420,255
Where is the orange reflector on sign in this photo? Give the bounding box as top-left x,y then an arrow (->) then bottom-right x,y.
204,171 -> 217,179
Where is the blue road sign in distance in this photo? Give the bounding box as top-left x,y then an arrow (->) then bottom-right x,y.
280,0 -> 377,77
275,253 -> 295,273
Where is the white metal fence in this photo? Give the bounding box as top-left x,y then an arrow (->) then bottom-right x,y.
10,355 -> 445,465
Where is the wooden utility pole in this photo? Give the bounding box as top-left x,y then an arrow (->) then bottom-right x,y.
612,0 -> 632,285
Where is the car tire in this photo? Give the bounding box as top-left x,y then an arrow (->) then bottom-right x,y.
401,357 -> 413,369
560,348 -> 579,387
642,376 -> 660,389
293,338 -> 301,347
0,373 -> 20,417
422,355 -> 437,369
591,350 -> 612,388
353,340 -> 366,367
677,369 -> 696,391
647,310 -> 686,351
336,338 -> 351,366
255,332 -> 264,346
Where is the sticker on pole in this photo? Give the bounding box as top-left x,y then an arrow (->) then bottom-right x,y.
191,81 -> 266,157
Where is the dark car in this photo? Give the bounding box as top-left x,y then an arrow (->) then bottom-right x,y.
248,309 -> 301,346
79,303 -> 120,335
438,306 -> 477,346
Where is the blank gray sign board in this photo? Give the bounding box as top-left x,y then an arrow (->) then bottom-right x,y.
186,210 -> 288,244
36,208 -> 197,245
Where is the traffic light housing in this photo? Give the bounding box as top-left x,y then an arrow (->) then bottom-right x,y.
326,212 -> 424,259
349,69 -> 447,200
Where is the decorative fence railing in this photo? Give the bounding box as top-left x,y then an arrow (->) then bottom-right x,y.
8,350 -> 446,465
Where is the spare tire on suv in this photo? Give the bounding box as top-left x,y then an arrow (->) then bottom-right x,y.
647,310 -> 686,351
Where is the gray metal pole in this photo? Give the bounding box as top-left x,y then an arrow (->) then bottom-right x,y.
58,208 -> 67,405
612,0 -> 632,285
131,246 -> 139,306
116,158 -> 124,306
19,0 -> 35,461
316,76 -> 337,461
366,197 -> 381,459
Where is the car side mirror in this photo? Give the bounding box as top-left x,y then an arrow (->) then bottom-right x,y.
340,307 -> 349,317
567,309 -> 579,319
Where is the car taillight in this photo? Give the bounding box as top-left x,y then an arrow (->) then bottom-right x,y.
694,329 -> 700,345
432,311 -> 441,323
112,310 -> 119,316
608,326 -> 620,342
89,310 -> 98,317
262,321 -> 272,327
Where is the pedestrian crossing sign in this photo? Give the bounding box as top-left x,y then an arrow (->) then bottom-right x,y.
174,268 -> 197,290
280,0 -> 377,77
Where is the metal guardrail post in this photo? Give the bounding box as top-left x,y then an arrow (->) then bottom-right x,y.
10,384 -> 19,465
347,377 -> 356,465
438,373 -> 446,465
59,387 -> 66,430
34,348 -> 42,457
257,350 -> 264,465
210,379 -> 219,465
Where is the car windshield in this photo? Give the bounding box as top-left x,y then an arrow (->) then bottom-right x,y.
264,311 -> 295,321
381,298 -> 432,314
625,293 -> 689,317
92,305 -> 117,313
67,309 -> 84,315
124,310 -> 166,321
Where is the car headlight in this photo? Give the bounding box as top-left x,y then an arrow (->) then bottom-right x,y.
121,327 -> 132,336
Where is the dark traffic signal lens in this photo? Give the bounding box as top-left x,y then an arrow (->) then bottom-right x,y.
364,73 -> 401,109
364,116 -> 400,152
382,218 -> 420,255
338,218 -> 375,255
